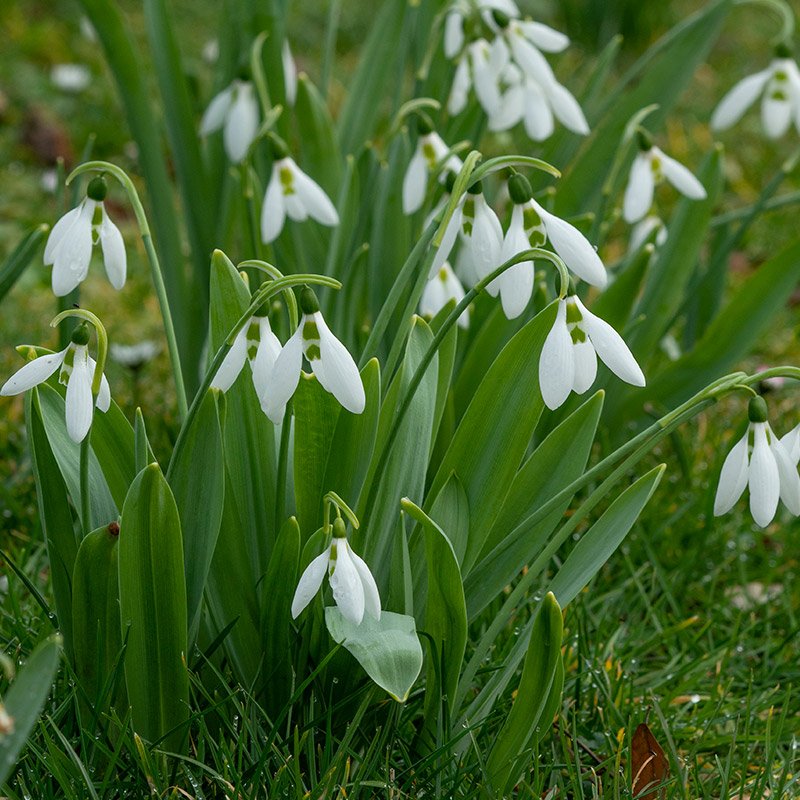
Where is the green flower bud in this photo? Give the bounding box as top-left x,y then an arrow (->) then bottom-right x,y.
467,179 -> 483,195
299,286 -> 320,315
748,395 -> 768,423
492,9 -> 510,28
86,176 -> 108,202
416,115 -> 434,135
70,322 -> 91,346
775,42 -> 793,59
332,517 -> 347,538
508,173 -> 533,205
268,135 -> 291,160
637,129 -> 653,152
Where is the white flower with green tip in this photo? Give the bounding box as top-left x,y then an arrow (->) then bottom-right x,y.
629,215 -> 667,252
780,422 -> 800,465
1,325 -> 110,443
291,519 -> 381,626
44,176 -> 126,297
402,124 -> 463,215
262,288 -> 365,423
420,262 -> 470,329
200,79 -> 259,164
714,397 -> 800,528
539,292 -> 645,410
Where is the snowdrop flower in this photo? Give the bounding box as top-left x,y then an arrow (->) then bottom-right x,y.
200,79 -> 259,164
622,134 -> 706,224
420,262 -> 470,328
44,176 -> 126,296
444,8 -> 466,59
447,53 -> 472,116
50,64 -> 91,93
714,396 -> 800,528
291,518 -> 381,626
780,421 -> 800,465
261,140 -> 339,243
402,120 -> 463,215
711,48 -> 800,138
282,40 -> 297,106
110,340 -> 159,370
539,288 -> 645,410
262,288 -> 364,423
211,312 -> 282,413
1,324 -> 111,443
630,215 -> 667,252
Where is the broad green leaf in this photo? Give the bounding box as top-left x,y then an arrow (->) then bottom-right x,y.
134,408 -> 156,474
591,243 -> 653,331
72,522 -> 122,707
90,396 -> 136,510
0,635 -> 62,786
427,302 -> 557,573
428,298 -> 459,459
296,73 -> 342,196
118,464 -> 189,750
486,593 -> 563,795
0,224 -> 47,302
427,472 -> 470,568
26,390 -> 77,661
401,499 -> 467,718
325,608 -> 423,703
166,388 -> 225,637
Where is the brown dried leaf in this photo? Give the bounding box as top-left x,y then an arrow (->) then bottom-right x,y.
631,722 -> 669,800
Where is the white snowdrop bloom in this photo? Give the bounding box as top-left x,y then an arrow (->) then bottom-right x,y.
622,141 -> 707,224
282,40 -> 298,106
211,314 -> 282,410
444,9 -> 466,59
468,38 -> 508,118
1,326 -> 111,443
202,39 -> 219,64
291,519 -> 381,626
780,422 -> 800,465
714,397 -> 800,528
447,54 -> 472,116
711,53 -> 800,138
458,184 -> 504,284
200,79 -> 260,164
539,293 -> 645,410
420,262 -> 470,329
262,288 -> 364,423
261,151 -> 339,243
50,64 -> 91,93
110,340 -> 160,369
630,215 -> 667,252
402,124 -> 463,215
44,176 -> 126,297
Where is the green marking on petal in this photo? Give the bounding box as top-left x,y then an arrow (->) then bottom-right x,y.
306,344 -> 321,360
523,206 -> 542,230
774,71 -> 788,82
422,142 -> 436,167
280,167 -> 295,195
569,327 -> 587,344
462,221 -> 473,236
462,197 -> 475,220
303,320 -> 320,340
771,90 -> 788,101
91,205 -> 103,227
566,301 -> 583,325
529,230 -> 545,246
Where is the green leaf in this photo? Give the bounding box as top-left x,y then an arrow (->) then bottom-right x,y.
296,73 -> 342,196
89,397 -> 136,511
401,498 -> 467,718
0,635 -> 62,787
166,388 -> 225,637
486,593 -> 563,795
118,464 -> 189,749
134,408 -> 156,474
428,298 -> 459,458
0,224 -> 47,303
324,609 -> 423,702
591,243 -> 653,331
427,302 -> 557,573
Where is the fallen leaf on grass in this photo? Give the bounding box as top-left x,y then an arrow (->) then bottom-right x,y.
631,722 -> 669,800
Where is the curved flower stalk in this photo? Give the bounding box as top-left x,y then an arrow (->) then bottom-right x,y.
291,516 -> 381,626
45,175 -> 126,296
261,287 -> 365,422
622,133 -> 707,224
711,47 -> 800,138
420,262 -> 470,329
714,396 -> 800,528
1,322 -> 110,443
539,286 -> 645,410
200,79 -> 260,163
402,120 -> 464,215
261,138 -> 339,243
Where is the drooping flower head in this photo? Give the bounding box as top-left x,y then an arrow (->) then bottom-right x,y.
622,131 -> 707,224
714,396 -> 800,528
539,283 -> 645,410
420,261 -> 470,329
1,322 -> 111,443
200,79 -> 260,163
261,287 -> 365,423
291,517 -> 381,626
44,176 -> 126,297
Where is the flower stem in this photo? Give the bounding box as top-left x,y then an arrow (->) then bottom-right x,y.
275,400 -> 292,533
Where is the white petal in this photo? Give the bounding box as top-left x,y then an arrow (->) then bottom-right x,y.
51,200 -> 95,296
349,547 -> 381,620
313,313 -> 365,414
622,153 -> 655,224
444,11 -> 465,59
471,42 -> 502,116
508,28 -> 555,86
570,337 -> 597,394
711,68 -> 772,130
88,356 -> 111,412
761,92 -> 792,138
780,423 -> 800,465
545,80 -> 589,135
769,428 -> 800,515
282,40 -> 297,106
522,81 -> 555,141
657,149 -> 707,200
1,349 -> 66,396
629,215 -> 664,253
211,326 -> 248,392
263,324 -> 303,423
517,20 -> 569,52
291,546 -> 331,618
261,164 -> 286,243
329,540 -> 365,625
224,82 -> 259,163
533,200 -> 607,288
291,163 -> 339,226
250,318 -> 282,399
420,272 -> 449,319
447,56 -> 471,116
498,207 -> 533,319
199,85 -> 234,136
575,297 -> 645,386
456,246 -> 480,288
99,208 -> 127,290
430,203 -> 462,278
539,300 -> 574,410
402,144 -> 428,215
44,205 -> 82,265
714,432 -> 749,516
488,34 -> 511,76
469,196 -> 503,281
442,264 -> 469,328
749,423 -> 780,527
488,83 -> 525,131
65,347 -> 94,443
